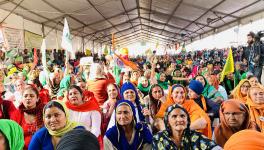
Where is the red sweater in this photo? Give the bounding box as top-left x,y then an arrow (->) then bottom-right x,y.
87,73 -> 115,106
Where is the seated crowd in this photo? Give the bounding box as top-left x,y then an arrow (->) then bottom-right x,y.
0,48 -> 264,150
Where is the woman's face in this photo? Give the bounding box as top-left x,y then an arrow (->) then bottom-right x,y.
15,80 -> 25,92
53,74 -> 61,84
249,77 -> 259,86
123,89 -> 136,103
141,78 -> 149,87
159,73 -> 166,82
116,104 -> 133,126
250,87 -> 264,105
107,84 -> 118,99
22,89 -> 38,109
172,87 -> 185,104
188,88 -> 198,99
44,107 -> 67,131
151,86 -> 163,100
223,110 -> 245,130
68,88 -> 83,106
168,108 -> 188,132
240,82 -> 251,97
195,76 -> 205,87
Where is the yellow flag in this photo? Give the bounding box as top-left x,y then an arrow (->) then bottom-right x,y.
155,41 -> 159,49
220,48 -> 234,82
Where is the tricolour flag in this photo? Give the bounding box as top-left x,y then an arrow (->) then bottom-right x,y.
220,48 -> 234,82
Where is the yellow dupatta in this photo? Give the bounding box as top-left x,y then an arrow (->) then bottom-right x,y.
44,100 -> 79,137
231,79 -> 250,104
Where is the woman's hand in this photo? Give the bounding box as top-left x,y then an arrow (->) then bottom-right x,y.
142,108 -> 151,116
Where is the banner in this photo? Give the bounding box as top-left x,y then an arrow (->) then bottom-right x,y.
24,30 -> 43,49
3,27 -> 24,49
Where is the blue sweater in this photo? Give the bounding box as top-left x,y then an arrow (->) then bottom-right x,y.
28,126 -> 84,150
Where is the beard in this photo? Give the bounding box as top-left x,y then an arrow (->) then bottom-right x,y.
247,40 -> 253,45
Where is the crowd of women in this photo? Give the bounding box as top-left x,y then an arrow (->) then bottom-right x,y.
0,47 -> 264,150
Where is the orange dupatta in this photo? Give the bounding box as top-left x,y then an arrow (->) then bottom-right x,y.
156,85 -> 212,138
246,84 -> 264,132
231,79 -> 250,104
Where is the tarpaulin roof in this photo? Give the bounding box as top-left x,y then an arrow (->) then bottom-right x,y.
0,0 -> 263,46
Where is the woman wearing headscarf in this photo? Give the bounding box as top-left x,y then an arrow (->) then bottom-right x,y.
246,84 -> 264,132
46,71 -> 62,100
107,82 -> 145,129
87,63 -> 115,106
104,100 -> 152,150
224,130 -> 264,150
28,100 -> 83,150
0,119 -> 24,150
137,76 -> 151,97
195,75 -> 224,103
208,75 -> 228,100
153,104 -> 221,150
214,100 -> 259,147
16,85 -> 45,149
156,73 -> 169,91
65,85 -> 102,148
230,79 -> 251,104
156,84 -> 212,138
101,83 -> 121,134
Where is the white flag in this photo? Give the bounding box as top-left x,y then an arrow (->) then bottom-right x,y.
61,18 -> 74,59
41,39 -> 47,69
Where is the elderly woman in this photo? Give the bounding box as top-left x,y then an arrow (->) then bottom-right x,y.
156,84 -> 212,138
65,85 -> 102,146
153,104 -> 221,150
230,79 -> 251,104
0,119 -> 24,150
195,75 -> 224,103
28,100 -> 83,150
246,84 -> 264,132
214,100 -> 259,147
17,85 -> 45,149
104,100 -> 152,150
107,82 -> 145,129
137,76 -> 151,97
87,63 -> 115,106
